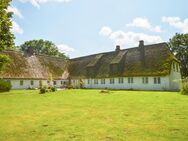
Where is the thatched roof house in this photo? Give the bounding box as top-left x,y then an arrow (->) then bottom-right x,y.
69,42 -> 178,79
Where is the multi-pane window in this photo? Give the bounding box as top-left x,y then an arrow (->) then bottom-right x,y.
154,77 -> 161,84
94,79 -> 98,84
118,77 -> 124,84
110,78 -> 115,84
142,77 -> 148,84
128,77 -> 133,83
61,81 -> 63,85
87,79 -> 90,84
30,80 -> 34,85
53,81 -> 56,85
20,80 -> 24,86
101,79 -> 105,84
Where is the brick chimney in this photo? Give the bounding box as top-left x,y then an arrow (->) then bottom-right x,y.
115,45 -> 121,52
139,40 -> 145,65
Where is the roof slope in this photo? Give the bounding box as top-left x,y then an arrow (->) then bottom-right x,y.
69,43 -> 177,79
1,50 -> 68,79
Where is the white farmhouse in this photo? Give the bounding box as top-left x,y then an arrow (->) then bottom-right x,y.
69,41 -> 181,91
1,40 -> 181,91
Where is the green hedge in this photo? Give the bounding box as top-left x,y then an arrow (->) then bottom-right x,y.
181,78 -> 188,95
0,79 -> 11,92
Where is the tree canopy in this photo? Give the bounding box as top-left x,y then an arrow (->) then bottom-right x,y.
169,33 -> 188,77
0,0 -> 14,71
19,39 -> 68,59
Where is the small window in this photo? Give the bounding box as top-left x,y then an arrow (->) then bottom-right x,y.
101,79 -> 105,84
53,81 -> 56,85
47,80 -> 50,84
61,81 -> 63,85
87,79 -> 90,84
176,63 -> 179,72
154,77 -> 161,84
118,77 -> 124,84
39,80 -> 42,87
173,62 -> 175,71
142,77 -> 148,84
128,77 -> 133,83
94,79 -> 98,84
20,80 -> 24,86
110,78 -> 114,84
30,80 -> 34,85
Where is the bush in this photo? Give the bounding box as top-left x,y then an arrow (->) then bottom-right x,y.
51,87 -> 56,92
40,87 -> 46,94
0,79 -> 11,92
181,79 -> 188,95
66,84 -> 73,89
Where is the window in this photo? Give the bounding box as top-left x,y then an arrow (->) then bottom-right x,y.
94,79 -> 98,84
61,81 -> 63,85
47,80 -> 50,84
128,77 -> 133,83
53,81 -> 56,85
20,80 -> 24,86
173,62 -> 175,71
176,63 -> 179,72
30,80 -> 34,85
142,77 -> 148,84
110,78 -> 114,84
87,79 -> 90,84
39,80 -> 42,87
101,79 -> 105,84
154,77 -> 161,84
118,77 -> 124,84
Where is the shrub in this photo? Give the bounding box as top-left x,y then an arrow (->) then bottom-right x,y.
51,87 -> 56,92
181,78 -> 188,95
0,79 -> 11,92
66,84 -> 73,89
40,87 -> 46,94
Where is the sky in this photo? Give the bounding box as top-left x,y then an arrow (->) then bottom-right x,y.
9,0 -> 188,58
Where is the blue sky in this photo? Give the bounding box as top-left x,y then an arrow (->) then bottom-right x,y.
9,0 -> 188,58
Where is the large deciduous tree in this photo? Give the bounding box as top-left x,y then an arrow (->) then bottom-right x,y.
169,33 -> 188,77
0,0 -> 14,71
19,39 -> 68,59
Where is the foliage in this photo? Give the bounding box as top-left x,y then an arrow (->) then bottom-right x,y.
169,33 -> 188,77
0,54 -> 10,71
0,0 -> 15,51
18,39 -> 68,59
181,78 -> 188,95
0,79 -> 11,92
39,87 -> 46,94
0,0 -> 15,71
51,87 -> 56,92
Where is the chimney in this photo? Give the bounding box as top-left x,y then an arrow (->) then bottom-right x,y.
115,45 -> 121,52
139,40 -> 145,65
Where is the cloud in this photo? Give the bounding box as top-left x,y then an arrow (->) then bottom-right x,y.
11,21 -> 24,34
126,17 -> 162,33
162,16 -> 188,33
99,26 -> 112,36
19,0 -> 72,8
57,44 -> 75,54
99,26 -> 163,47
7,6 -> 23,19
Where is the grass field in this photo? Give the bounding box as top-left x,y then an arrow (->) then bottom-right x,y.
0,90 -> 188,141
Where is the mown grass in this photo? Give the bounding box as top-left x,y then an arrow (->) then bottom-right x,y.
0,90 -> 188,141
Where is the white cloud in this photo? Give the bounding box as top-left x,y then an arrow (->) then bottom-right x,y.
19,0 -> 72,8
7,6 -> 23,19
99,26 -> 112,36
11,21 -> 24,34
57,44 -> 75,54
126,17 -> 162,33
99,26 -> 163,47
162,16 -> 188,33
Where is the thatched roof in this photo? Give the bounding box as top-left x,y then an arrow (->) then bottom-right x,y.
1,50 -> 69,79
69,42 -> 178,79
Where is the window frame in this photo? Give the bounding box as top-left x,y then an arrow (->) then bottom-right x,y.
20,80 -> 24,86
110,78 -> 115,84
118,77 -> 124,84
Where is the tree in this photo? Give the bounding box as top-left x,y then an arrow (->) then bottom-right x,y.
169,33 -> 188,77
0,0 -> 14,71
19,39 -> 68,59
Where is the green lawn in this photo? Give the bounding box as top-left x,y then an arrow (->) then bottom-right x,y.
0,90 -> 188,141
